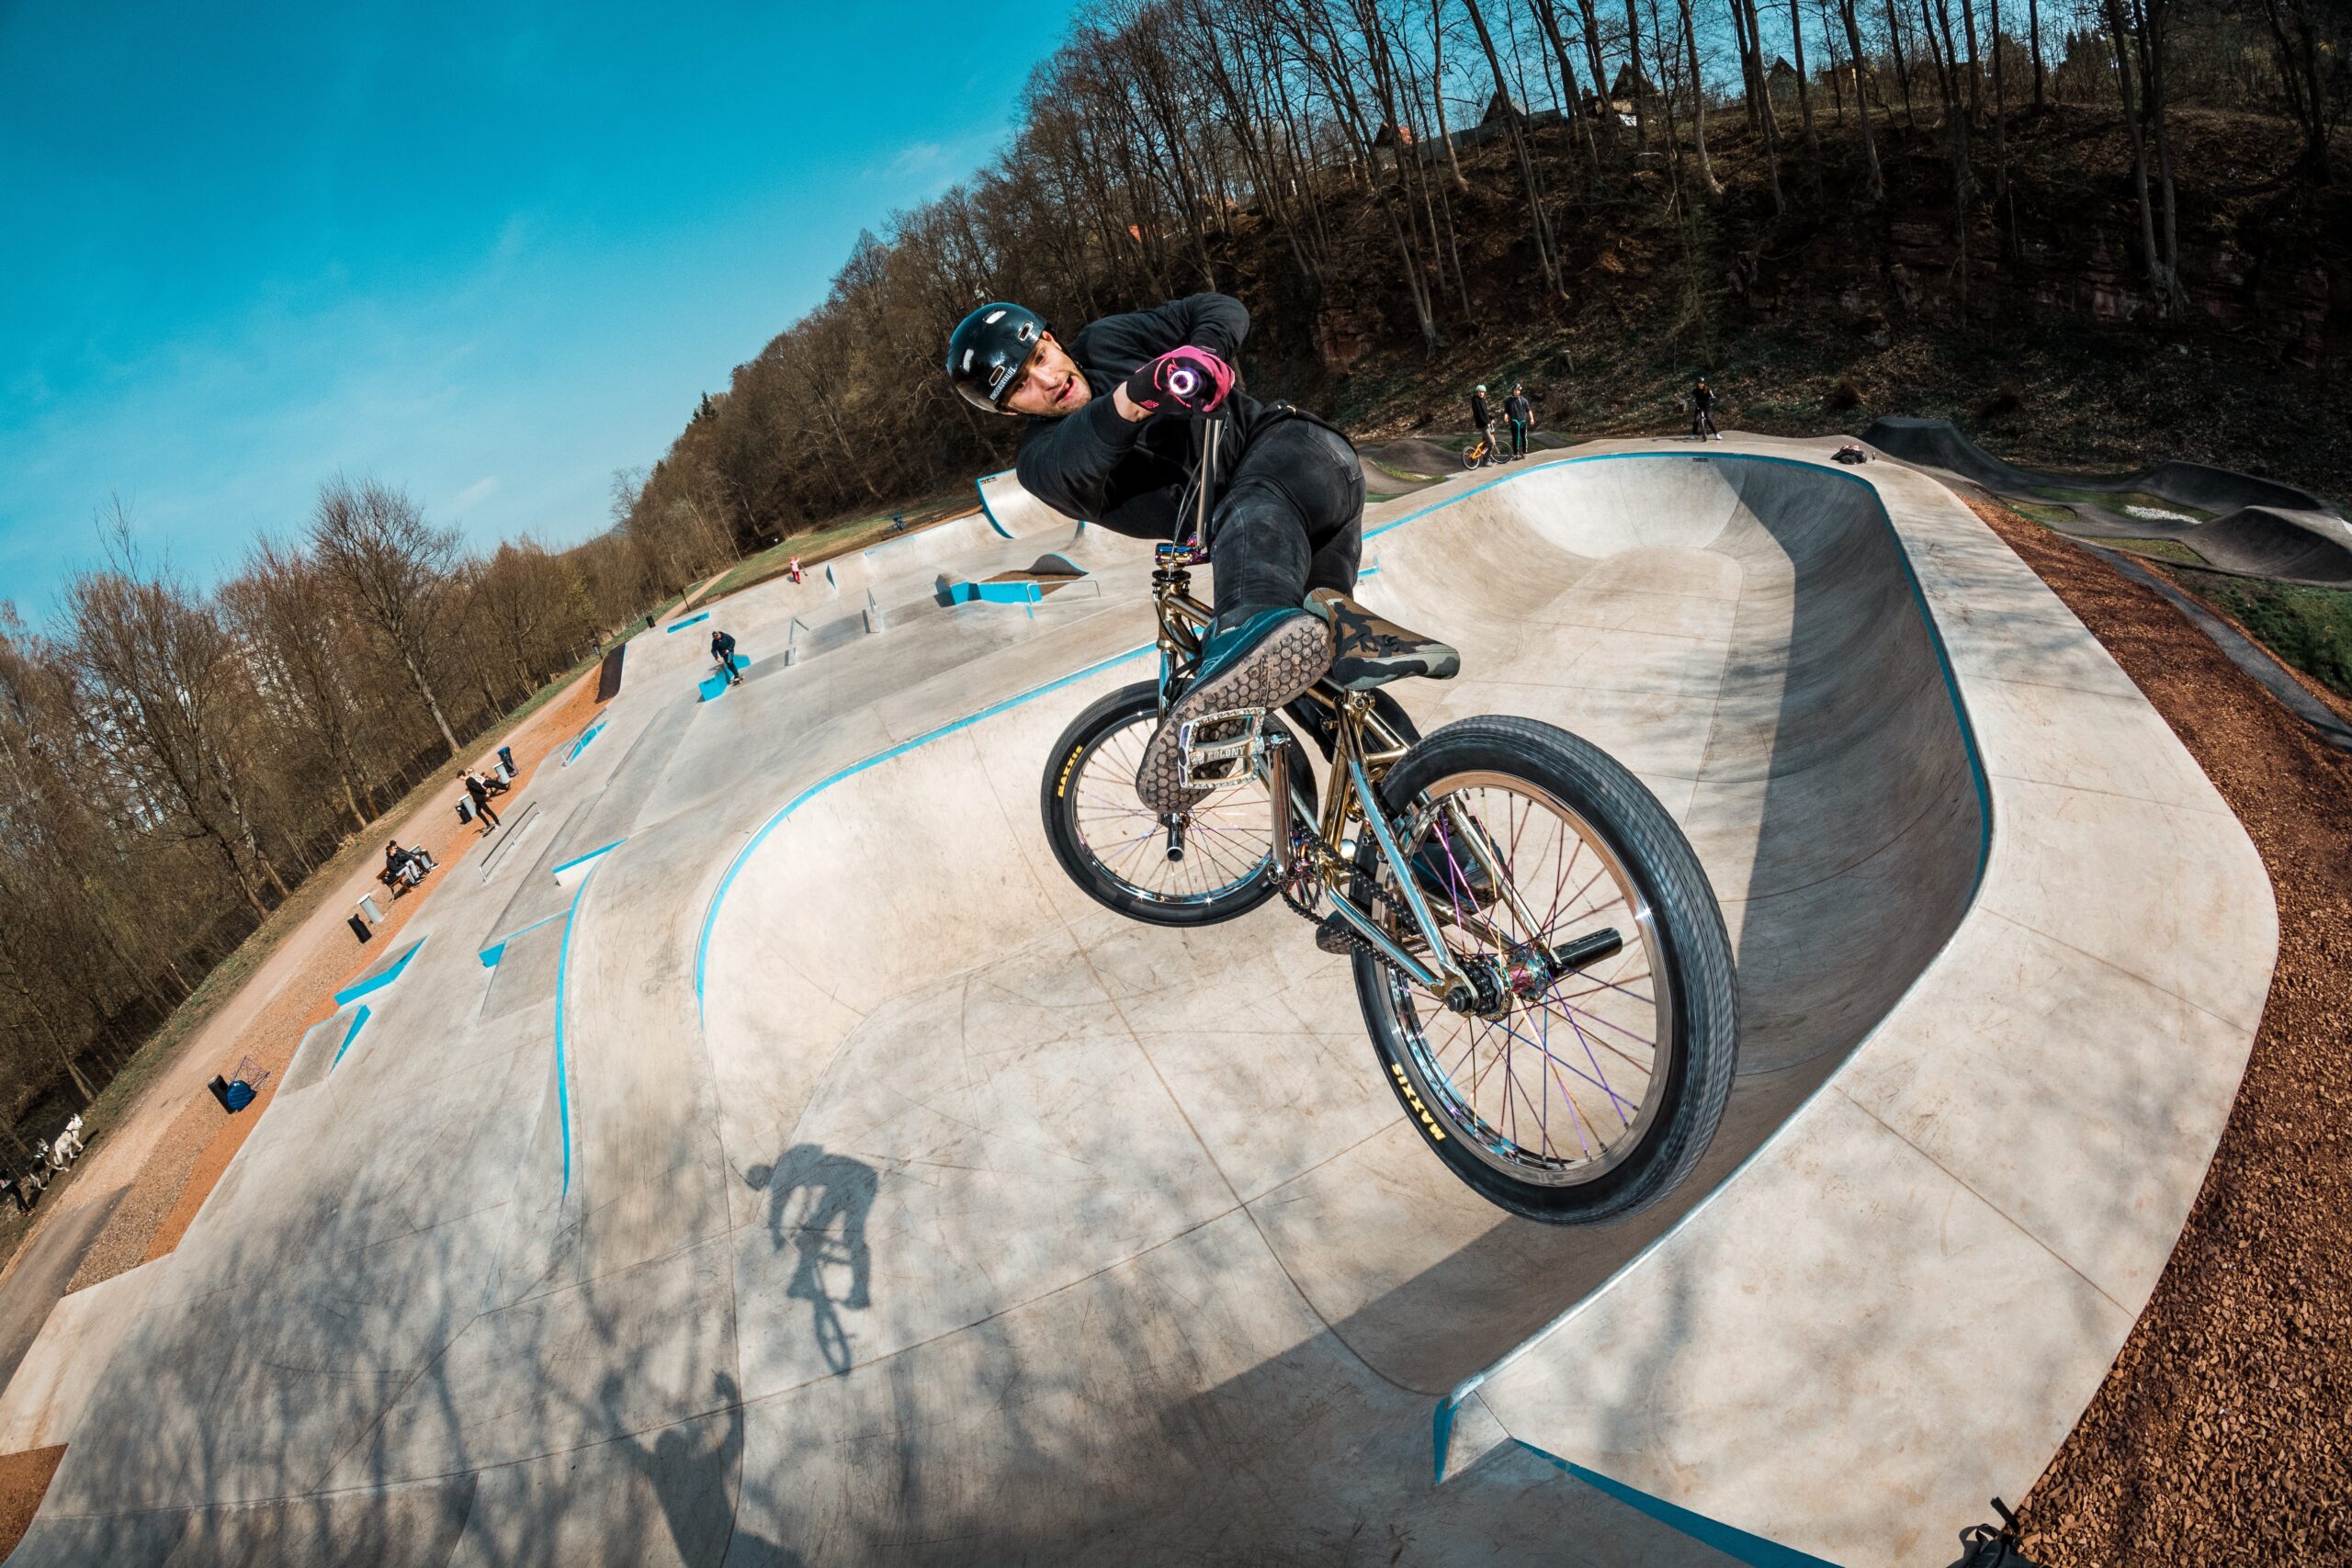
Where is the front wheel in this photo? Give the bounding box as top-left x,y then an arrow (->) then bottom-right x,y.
1041,681 -> 1317,927
1350,716 -> 1736,1225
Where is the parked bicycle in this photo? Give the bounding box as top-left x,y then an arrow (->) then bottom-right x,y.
1037,429 -> 1737,1224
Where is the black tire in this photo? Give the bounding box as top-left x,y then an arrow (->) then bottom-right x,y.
1041,681 -> 1317,927
1349,716 -> 1737,1225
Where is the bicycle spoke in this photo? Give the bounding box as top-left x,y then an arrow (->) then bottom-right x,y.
1372,774 -> 1673,1189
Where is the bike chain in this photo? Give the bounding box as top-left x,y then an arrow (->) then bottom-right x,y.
1276,836 -> 1427,985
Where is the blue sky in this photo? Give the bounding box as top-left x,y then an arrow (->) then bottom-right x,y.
0,0 -> 1079,613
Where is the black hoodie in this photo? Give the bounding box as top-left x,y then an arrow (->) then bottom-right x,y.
1014,293 -> 1273,542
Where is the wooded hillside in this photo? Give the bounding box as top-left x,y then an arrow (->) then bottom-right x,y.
621,0 -> 2346,547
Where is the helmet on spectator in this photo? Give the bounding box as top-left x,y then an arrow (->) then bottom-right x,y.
947,303 -> 1047,413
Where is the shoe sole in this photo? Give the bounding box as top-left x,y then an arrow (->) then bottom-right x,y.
1136,616 -> 1335,813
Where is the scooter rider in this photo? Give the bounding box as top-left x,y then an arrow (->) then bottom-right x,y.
1691,378 -> 1721,441
1503,384 -> 1532,458
949,295 -> 1450,813
709,627 -> 742,685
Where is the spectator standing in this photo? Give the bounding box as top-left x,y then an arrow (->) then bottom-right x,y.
1504,385 -> 1533,459
465,773 -> 500,829
1691,378 -> 1722,441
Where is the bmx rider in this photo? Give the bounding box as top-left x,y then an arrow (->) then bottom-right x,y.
947,293 -> 1449,812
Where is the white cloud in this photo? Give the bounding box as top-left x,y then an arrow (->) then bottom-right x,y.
447,475 -> 502,514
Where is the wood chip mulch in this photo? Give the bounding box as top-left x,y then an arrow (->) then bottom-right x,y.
0,1445 -> 63,1560
1972,500 -> 2352,1566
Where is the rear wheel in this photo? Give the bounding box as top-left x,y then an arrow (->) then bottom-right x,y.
1349,716 -> 1736,1224
1041,681 -> 1316,927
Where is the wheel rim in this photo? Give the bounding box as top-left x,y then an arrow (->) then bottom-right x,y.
1064,710 -> 1279,908
1368,772 -> 1675,1188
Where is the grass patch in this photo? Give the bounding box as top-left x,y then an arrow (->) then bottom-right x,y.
2031,486 -> 2217,523
2169,569 -> 2352,700
2082,536 -> 2210,566
705,490 -> 986,604
2008,500 -> 2081,526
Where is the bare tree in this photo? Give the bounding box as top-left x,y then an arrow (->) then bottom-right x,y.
1839,0 -> 1886,198
220,540 -> 376,830
309,476 -> 463,758
67,512 -> 291,914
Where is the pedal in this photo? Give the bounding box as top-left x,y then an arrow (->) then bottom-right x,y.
1176,706 -> 1269,791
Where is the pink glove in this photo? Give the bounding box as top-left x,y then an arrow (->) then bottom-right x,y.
1123,346 -> 1234,417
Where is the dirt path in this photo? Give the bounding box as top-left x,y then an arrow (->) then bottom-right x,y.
1974,500 -> 2352,1566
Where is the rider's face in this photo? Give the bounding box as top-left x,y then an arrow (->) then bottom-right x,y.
1001,333 -> 1091,418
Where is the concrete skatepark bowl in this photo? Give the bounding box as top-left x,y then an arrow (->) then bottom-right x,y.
0,439 -> 2273,1567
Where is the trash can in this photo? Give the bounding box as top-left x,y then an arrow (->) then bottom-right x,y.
348,914 -> 373,943
497,745 -> 515,773
494,760 -> 514,784
357,894 -> 384,924
457,797 -> 474,824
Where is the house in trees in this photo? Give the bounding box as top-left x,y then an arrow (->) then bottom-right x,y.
1370,119 -> 1417,174
1609,64 -> 1659,111
1768,56 -> 1801,105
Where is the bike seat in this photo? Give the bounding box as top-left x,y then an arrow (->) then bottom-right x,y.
1310,590 -> 1461,691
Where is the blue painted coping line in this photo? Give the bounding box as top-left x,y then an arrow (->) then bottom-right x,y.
1414,451 -> 1995,1473
666,610 -> 712,632
548,855 -> 604,1194
563,718 -> 606,765
692,640 -> 1157,1026
550,840 -> 625,884
330,1004 -> 372,1073
479,908 -> 569,967
1514,1440 -> 1842,1568
975,469 -> 1016,538
333,937 -> 425,1008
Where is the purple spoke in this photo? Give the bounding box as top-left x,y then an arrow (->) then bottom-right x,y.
1490,1014 -> 1639,1120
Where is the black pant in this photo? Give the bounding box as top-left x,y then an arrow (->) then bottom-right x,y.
472,797 -> 499,827
1692,407 -> 1717,437
1205,418 -> 1363,627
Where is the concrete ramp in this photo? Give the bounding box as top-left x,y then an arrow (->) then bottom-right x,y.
5,441 -> 2273,1568
1864,415 -> 2338,520
690,446 -> 2271,1563
2188,504 -> 2352,585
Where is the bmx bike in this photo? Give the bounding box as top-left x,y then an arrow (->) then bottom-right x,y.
1462,425 -> 1514,469
1037,428 -> 1737,1225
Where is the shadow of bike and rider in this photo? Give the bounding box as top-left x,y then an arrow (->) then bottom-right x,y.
743,1145 -> 876,1379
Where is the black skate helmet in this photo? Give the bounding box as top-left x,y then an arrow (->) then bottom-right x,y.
947,302 -> 1047,413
